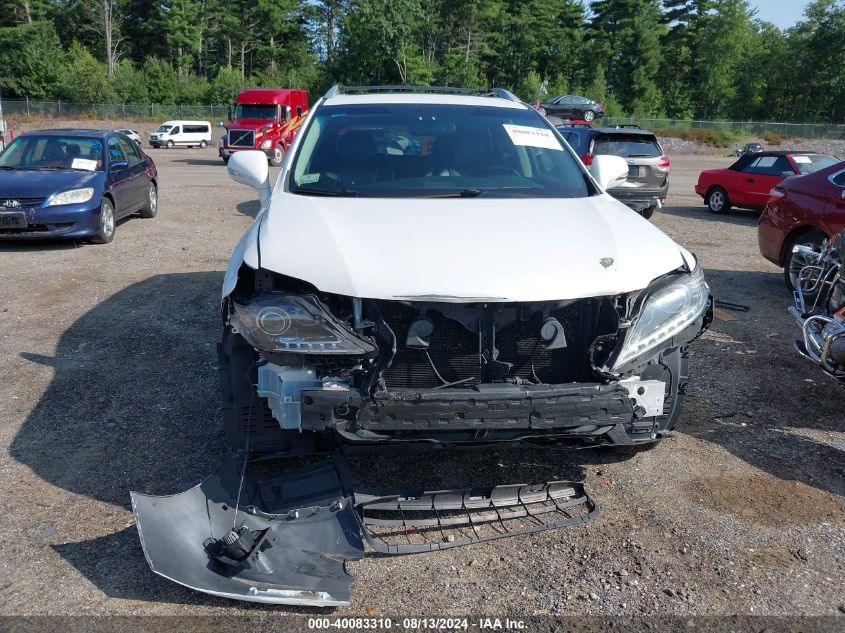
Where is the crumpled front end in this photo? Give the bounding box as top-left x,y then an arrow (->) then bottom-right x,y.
220,261 -> 711,453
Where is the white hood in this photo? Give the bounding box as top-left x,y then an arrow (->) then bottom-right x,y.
254,193 -> 689,302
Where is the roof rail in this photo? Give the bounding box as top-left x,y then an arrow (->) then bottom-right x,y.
321,84 -> 522,102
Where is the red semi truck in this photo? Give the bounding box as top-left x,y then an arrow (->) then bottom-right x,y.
219,88 -> 309,166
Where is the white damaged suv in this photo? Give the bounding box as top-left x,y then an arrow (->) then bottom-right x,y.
220,86 -> 712,455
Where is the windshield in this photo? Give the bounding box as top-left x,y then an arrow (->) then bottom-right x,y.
157,125 -> 172,133
289,103 -> 590,198
792,154 -> 840,175
592,134 -> 662,158
234,104 -> 278,120
0,135 -> 104,171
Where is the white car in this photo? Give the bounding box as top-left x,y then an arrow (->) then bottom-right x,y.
115,128 -> 141,144
219,86 -> 712,455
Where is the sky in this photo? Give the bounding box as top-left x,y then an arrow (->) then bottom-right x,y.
748,0 -> 812,29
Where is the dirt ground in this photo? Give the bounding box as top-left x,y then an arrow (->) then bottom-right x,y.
0,138 -> 843,625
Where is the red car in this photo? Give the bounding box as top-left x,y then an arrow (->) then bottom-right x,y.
696,151 -> 839,214
758,160 -> 845,290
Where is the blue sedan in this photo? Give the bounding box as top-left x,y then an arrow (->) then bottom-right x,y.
0,129 -> 158,243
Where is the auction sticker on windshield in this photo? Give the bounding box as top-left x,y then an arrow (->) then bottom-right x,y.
503,124 -> 562,151
71,158 -> 98,171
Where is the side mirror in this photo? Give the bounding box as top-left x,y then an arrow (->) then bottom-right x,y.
227,150 -> 271,209
227,106 -> 232,121
110,160 -> 128,172
590,154 -> 629,190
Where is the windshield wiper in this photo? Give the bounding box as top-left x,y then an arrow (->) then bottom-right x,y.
423,189 -> 483,198
292,187 -> 359,197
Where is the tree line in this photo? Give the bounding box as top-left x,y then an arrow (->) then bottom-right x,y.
1,0 -> 844,123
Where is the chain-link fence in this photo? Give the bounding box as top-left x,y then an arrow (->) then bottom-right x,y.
2,98 -> 845,139
0,99 -> 227,122
603,117 -> 845,140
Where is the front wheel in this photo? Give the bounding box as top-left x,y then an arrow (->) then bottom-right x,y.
166,140 -> 174,149
706,186 -> 730,214
269,146 -> 285,167
140,182 -> 157,219
784,229 -> 827,292
222,156 -> 229,165
91,198 -> 115,244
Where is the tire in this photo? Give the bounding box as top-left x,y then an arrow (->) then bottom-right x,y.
783,229 -> 827,293
139,182 -> 157,219
91,198 -> 115,244
200,140 -> 208,149
218,326 -> 321,455
166,140 -> 174,149
706,186 -> 730,214
538,107 -> 547,116
269,146 -> 284,167
583,110 -> 596,122
641,206 -> 656,220
222,156 -> 229,165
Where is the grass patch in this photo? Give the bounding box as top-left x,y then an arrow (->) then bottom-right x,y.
653,126 -> 738,148
759,130 -> 802,146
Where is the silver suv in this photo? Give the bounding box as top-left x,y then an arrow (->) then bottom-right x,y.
558,125 -> 670,220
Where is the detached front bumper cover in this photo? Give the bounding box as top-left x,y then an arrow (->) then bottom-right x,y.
131,454 -> 597,607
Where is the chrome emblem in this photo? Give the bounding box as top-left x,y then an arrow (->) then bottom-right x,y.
628,159 -> 635,165
600,257 -> 614,268
1,199 -> 21,209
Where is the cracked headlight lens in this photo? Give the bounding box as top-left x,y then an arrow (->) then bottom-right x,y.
231,292 -> 376,356
47,188 -> 94,206
613,265 -> 709,369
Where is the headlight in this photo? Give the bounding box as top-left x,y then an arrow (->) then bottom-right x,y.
47,188 -> 95,206
612,265 -> 709,369
231,293 -> 377,356
218,137 -> 224,146
260,139 -> 273,150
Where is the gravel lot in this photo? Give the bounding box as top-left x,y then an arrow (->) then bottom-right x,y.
0,138 -> 843,623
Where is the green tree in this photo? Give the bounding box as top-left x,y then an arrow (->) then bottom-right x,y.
0,21 -> 65,99
59,40 -> 117,102
112,60 -> 150,103
142,56 -> 180,104
695,0 -> 754,119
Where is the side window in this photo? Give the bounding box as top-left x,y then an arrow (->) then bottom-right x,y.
745,156 -> 774,174
832,171 -> 845,187
747,156 -> 792,175
108,139 -> 126,162
170,126 -> 180,135
118,137 -> 141,164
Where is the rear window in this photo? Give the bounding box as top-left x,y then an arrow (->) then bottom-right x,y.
557,129 -> 586,153
791,154 -> 840,175
592,134 -> 661,158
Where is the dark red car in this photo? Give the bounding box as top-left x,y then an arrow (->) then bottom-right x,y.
696,151 -> 839,214
758,160 -> 845,290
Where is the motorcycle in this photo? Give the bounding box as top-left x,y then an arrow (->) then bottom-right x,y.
789,229 -> 845,379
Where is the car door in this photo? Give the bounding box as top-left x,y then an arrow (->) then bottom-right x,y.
118,136 -> 148,210
106,136 -> 136,216
552,96 -> 576,118
741,155 -> 793,208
